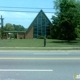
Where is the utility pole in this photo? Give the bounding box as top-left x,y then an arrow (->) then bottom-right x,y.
0,15 -> 4,39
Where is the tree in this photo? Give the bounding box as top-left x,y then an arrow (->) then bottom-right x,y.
51,0 -> 80,41
4,23 -> 14,31
75,1 -> 80,38
13,24 -> 26,31
75,25 -> 80,38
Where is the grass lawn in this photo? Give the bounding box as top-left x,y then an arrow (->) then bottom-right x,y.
0,39 -> 80,50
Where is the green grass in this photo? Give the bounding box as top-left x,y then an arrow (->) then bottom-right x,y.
0,39 -> 43,47
47,39 -> 80,47
0,39 -> 80,50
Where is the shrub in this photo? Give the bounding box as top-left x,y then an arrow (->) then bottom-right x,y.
38,36 -> 44,39
20,37 -> 22,39
47,35 -> 52,39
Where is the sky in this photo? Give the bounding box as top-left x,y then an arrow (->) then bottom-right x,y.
0,0 -> 55,28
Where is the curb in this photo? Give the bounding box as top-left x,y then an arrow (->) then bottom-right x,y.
0,47 -> 80,50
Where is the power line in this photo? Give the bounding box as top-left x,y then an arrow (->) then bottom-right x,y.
0,6 -> 54,9
0,10 -> 55,13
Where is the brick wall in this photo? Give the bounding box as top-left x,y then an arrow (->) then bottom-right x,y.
17,33 -> 25,39
25,25 -> 33,39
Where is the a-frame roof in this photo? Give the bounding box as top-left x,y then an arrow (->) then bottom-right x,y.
32,9 -> 52,24
26,10 -> 52,34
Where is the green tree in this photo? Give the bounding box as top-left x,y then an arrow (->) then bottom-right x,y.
4,23 -> 14,31
75,1 -> 80,38
12,24 -> 26,38
76,25 -> 80,38
51,0 -> 80,41
13,24 -> 26,31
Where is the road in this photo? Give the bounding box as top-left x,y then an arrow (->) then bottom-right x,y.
0,50 -> 80,80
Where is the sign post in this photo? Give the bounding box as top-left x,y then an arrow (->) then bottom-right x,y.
44,36 -> 46,47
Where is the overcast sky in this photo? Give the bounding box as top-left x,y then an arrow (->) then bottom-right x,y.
0,0 -> 55,28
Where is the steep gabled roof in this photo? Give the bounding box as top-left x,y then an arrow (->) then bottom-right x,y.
26,10 -> 52,34
32,9 -> 52,25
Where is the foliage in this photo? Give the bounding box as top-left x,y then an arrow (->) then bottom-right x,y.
75,25 -> 80,38
13,24 -> 26,31
4,23 -> 14,31
3,23 -> 26,39
51,0 -> 80,41
38,36 -> 44,39
47,35 -> 52,39
4,23 -> 26,31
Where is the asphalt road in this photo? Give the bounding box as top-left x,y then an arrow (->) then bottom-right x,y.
0,50 -> 80,80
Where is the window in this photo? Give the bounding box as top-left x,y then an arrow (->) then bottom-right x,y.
34,28 -> 37,31
33,10 -> 51,38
